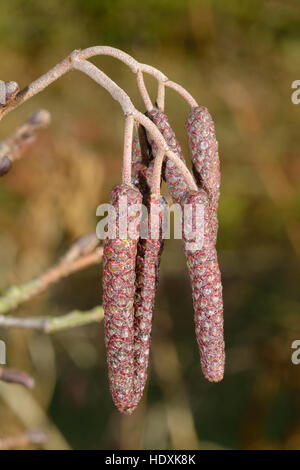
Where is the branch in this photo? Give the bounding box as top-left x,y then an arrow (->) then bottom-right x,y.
77,46 -> 198,106
0,109 -> 51,176
0,367 -> 35,388
0,430 -> 47,450
165,80 -> 198,108
0,234 -> 103,315
0,48 -> 198,193
151,148 -> 166,196
0,306 -> 104,333
73,58 -> 197,191
137,70 -> 152,111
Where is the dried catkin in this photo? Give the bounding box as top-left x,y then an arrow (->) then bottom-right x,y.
103,182 -> 142,414
146,108 -> 189,203
186,106 -> 220,244
181,189 -> 225,382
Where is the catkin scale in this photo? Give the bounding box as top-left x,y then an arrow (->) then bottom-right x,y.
181,190 -> 225,382
146,108 -> 189,203
186,106 -> 220,244
103,183 -> 142,414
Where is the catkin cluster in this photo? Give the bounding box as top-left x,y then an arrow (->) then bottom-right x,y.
103,106 -> 225,414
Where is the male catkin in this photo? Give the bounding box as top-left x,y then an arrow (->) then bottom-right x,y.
181,189 -> 225,382
131,134 -> 166,409
103,183 -> 142,414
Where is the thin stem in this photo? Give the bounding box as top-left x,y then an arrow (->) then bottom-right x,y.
0,50 -> 197,192
137,70 -> 152,111
156,81 -> 165,111
78,46 -> 167,80
151,148 -> 165,196
0,47 -> 197,121
0,53 -> 75,120
0,306 -> 104,333
77,46 -> 197,106
72,58 -> 133,115
0,236 -> 103,315
0,110 -> 51,176
166,80 -> 198,108
122,114 -> 134,184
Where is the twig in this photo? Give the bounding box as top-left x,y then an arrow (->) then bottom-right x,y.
76,46 -> 197,106
0,429 -> 47,450
0,49 -> 198,193
151,148 -> 166,196
137,70 -> 152,111
122,114 -> 134,184
156,81 -> 165,111
70,56 -> 197,192
0,110 -> 51,176
0,80 -> 19,108
0,367 -> 35,389
165,80 -> 198,108
0,306 -> 104,333
0,234 -> 103,315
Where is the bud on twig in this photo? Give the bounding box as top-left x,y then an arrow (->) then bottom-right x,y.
0,81 -> 19,108
0,156 -> 12,176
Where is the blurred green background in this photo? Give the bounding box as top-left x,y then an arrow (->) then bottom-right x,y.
0,0 -> 300,450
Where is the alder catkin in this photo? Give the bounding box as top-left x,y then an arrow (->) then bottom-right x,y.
132,194 -> 166,408
186,106 -> 220,244
130,133 -> 166,409
181,189 -> 225,382
103,182 -> 142,414
146,108 -> 189,203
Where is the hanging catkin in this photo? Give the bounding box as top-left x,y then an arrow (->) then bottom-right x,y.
103,182 -> 142,414
130,131 -> 166,409
132,193 -> 166,407
181,189 -> 225,382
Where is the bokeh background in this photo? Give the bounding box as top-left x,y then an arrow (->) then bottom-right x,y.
0,0 -> 299,450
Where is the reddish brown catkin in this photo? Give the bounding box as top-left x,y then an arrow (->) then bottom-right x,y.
103,183 -> 142,414
186,106 -> 220,244
133,196 -> 167,409
146,108 -> 189,203
131,136 -> 166,410
181,190 -> 225,382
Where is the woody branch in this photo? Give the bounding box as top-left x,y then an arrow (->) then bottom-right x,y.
0,234 -> 102,315
0,109 -> 51,176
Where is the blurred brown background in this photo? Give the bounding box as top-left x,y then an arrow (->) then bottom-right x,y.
0,0 -> 299,450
